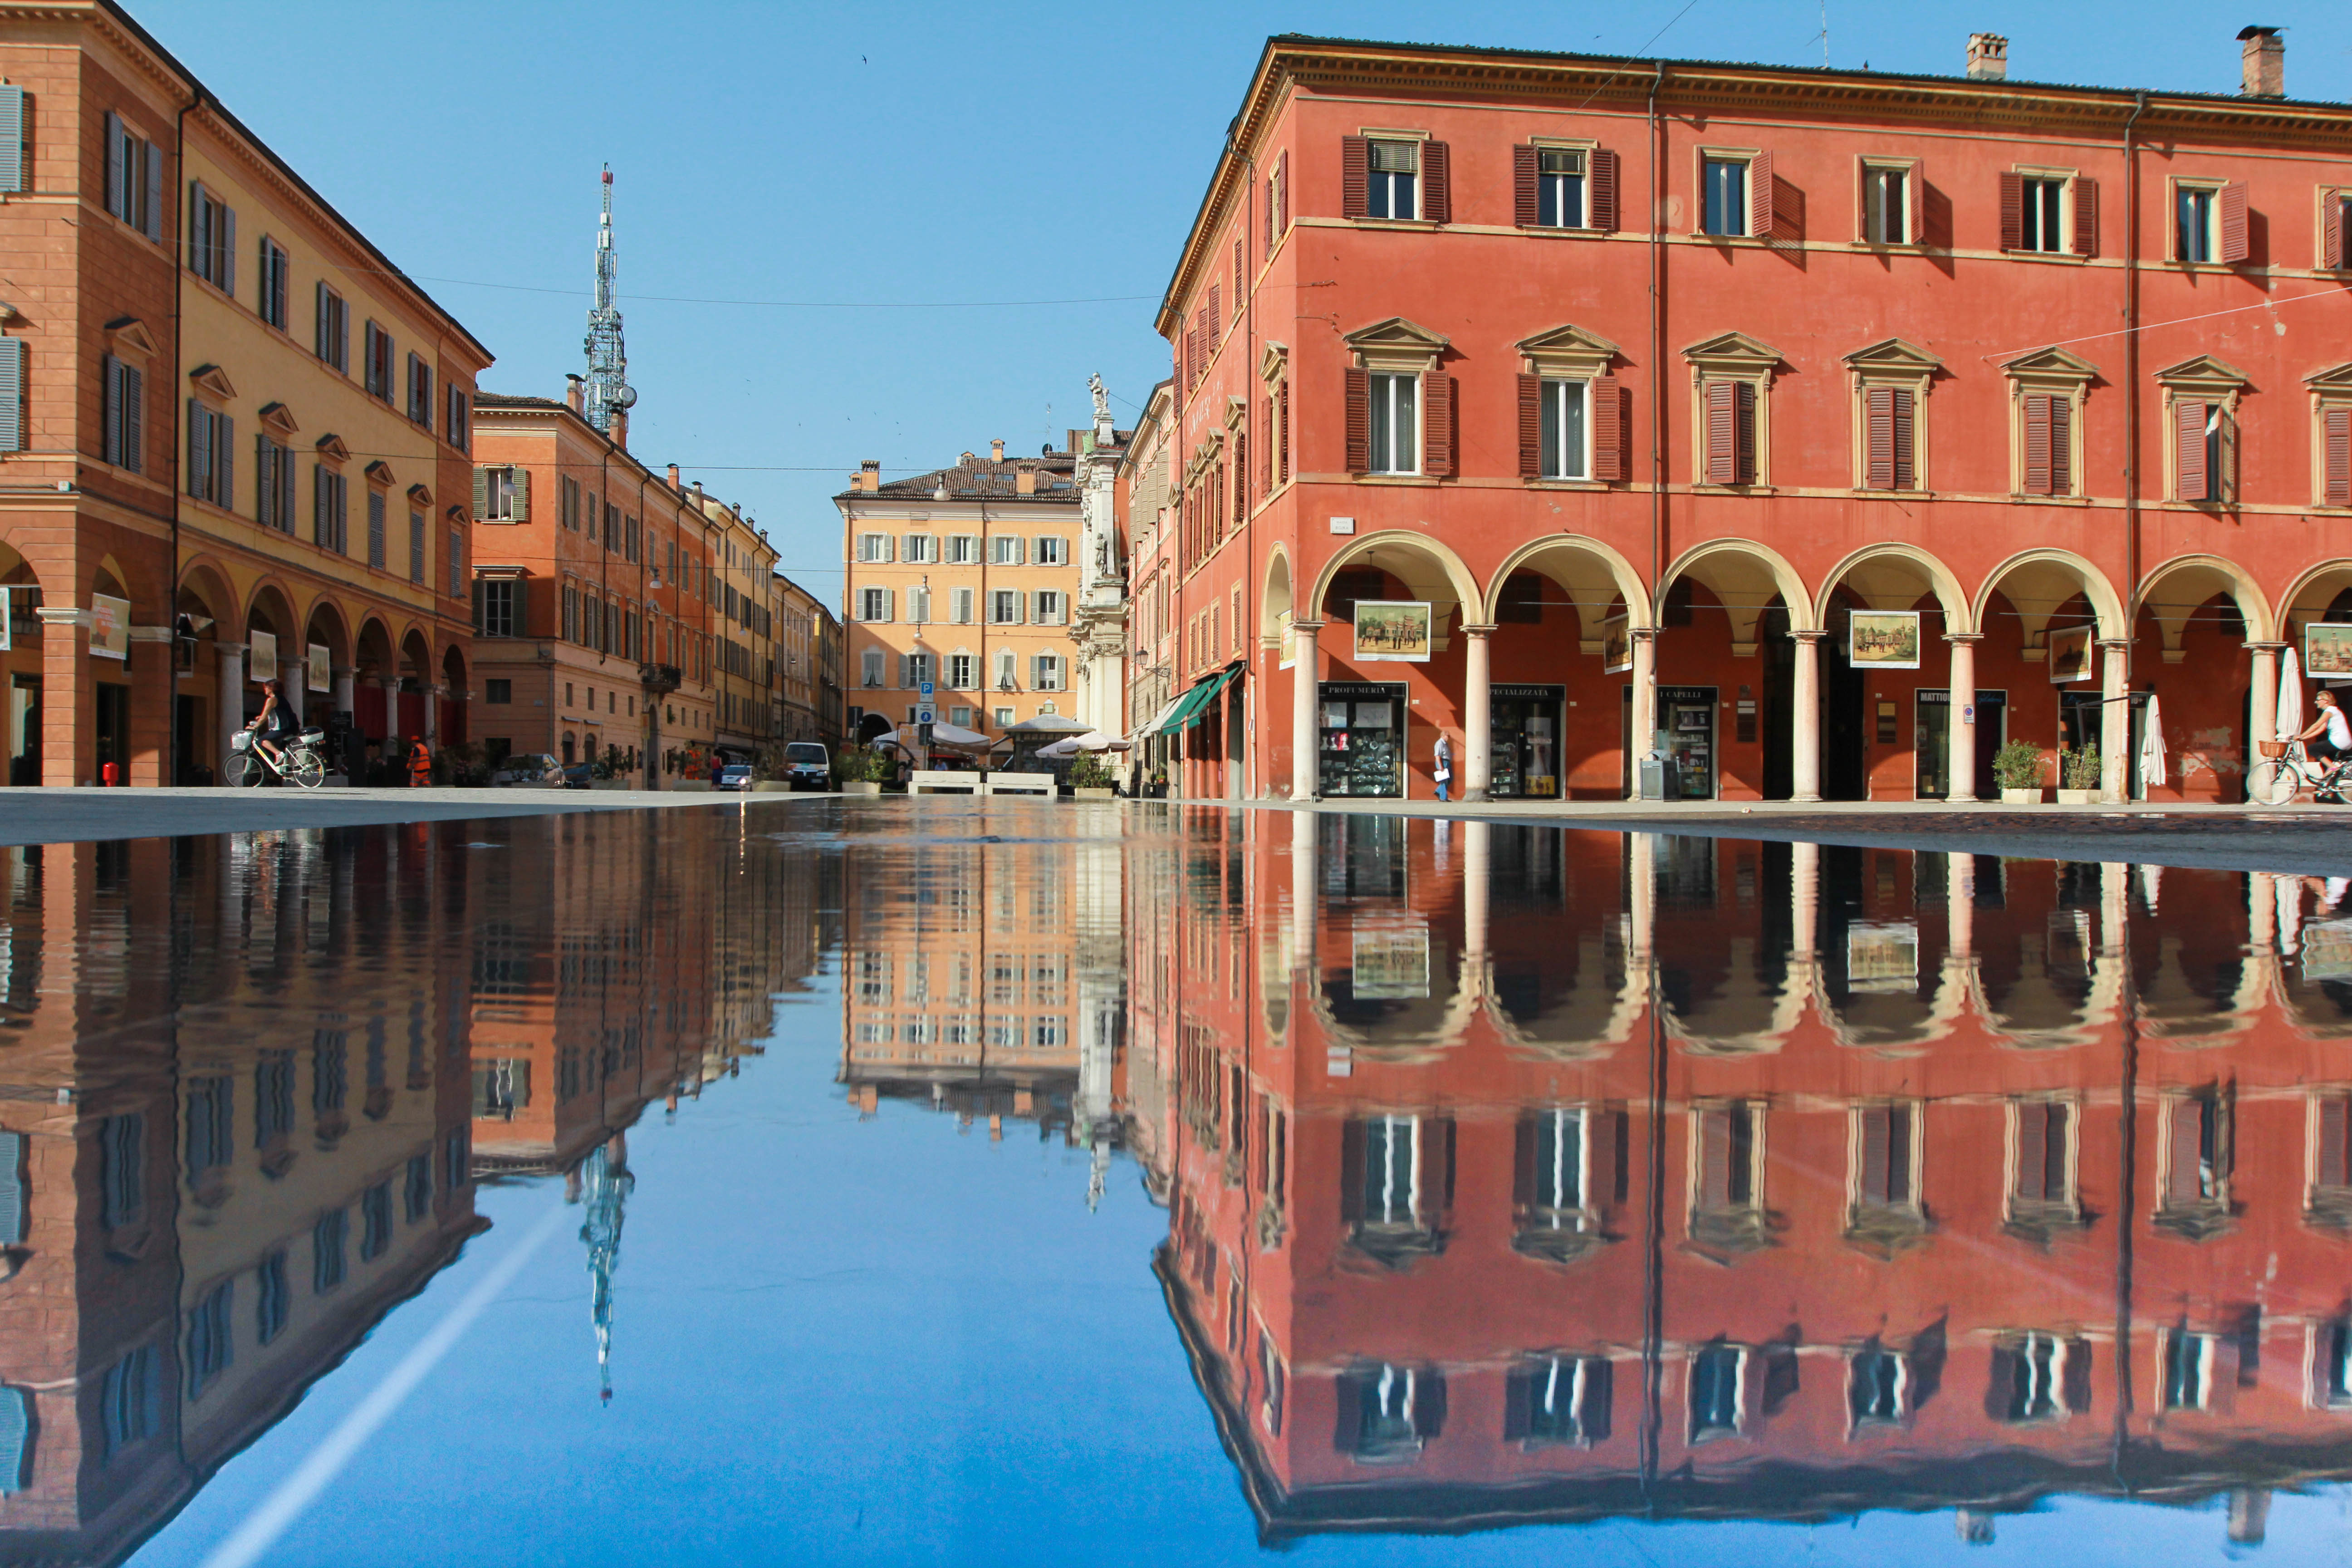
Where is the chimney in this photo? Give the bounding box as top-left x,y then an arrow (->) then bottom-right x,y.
667,463 -> 681,489
2239,26 -> 2283,98
1016,465 -> 1037,496
856,460 -> 881,494
564,374 -> 585,412
990,438 -> 1005,462
1965,33 -> 2007,80
609,407 -> 628,449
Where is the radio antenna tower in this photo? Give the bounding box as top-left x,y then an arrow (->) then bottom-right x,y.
583,164 -> 636,434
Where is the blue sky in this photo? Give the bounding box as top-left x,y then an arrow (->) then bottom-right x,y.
136,1 -> 2352,606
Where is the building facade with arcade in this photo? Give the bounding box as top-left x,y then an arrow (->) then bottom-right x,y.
1151,29 -> 2352,805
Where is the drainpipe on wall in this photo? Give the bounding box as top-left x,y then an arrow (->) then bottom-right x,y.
168,88 -> 201,786
2116,89 -> 2147,804
1645,62 -> 1667,790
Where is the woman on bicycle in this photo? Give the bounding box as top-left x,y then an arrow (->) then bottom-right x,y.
245,677 -> 294,770
2297,688 -> 2352,802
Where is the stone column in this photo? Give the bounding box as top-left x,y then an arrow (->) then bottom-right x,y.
1791,631 -> 1827,803
215,642 -> 246,779
34,606 -> 88,786
1628,627 -> 1658,798
1627,831 -> 1656,964
2099,639 -> 2132,803
332,664 -> 357,720
127,626 -> 174,785
1460,623 -> 1494,803
279,661 -> 304,726
425,683 -> 443,746
1463,819 -> 1490,1001
1289,620 -> 1323,803
1792,838 -> 1820,972
1945,633 -> 1981,804
1947,852 -> 1976,964
1288,808 -> 1315,973
2247,641 -> 2282,751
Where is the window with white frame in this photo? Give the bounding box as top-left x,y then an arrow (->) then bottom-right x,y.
1033,591 -> 1064,625
993,649 -> 1017,691
948,653 -> 975,689
990,589 -> 1022,625
1848,1348 -> 1908,1428
857,533 -> 892,563
2178,182 -> 2217,263
477,579 -> 517,638
1537,147 -> 1585,228
946,534 -> 980,564
1367,140 -> 1418,219
2015,175 -> 2069,252
1688,1344 -> 1744,1441
1702,157 -> 1750,236
858,586 -> 891,622
860,649 -> 885,688
1515,1353 -> 1608,1446
1860,162 -> 1912,245
2161,1330 -> 2215,1411
1034,536 -> 1066,565
1539,379 -> 1588,480
898,652 -> 933,689
903,533 -> 936,564
990,535 -> 1024,566
993,706 -> 1014,728
950,586 -> 975,624
906,586 -> 931,623
1367,372 -> 1418,474
950,705 -> 973,727
1031,654 -> 1063,691
1994,1333 -> 2075,1423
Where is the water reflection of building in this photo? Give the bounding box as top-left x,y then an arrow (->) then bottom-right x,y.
838,807 -> 1122,1171
1137,808 -> 2352,1547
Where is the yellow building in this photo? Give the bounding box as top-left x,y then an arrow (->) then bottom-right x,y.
836,440 -> 1087,741
685,485 -> 780,759
773,570 -> 835,744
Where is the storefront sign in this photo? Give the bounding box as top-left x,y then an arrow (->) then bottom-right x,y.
1848,610 -> 1920,670
1353,600 -> 1431,663
88,594 -> 128,662
307,642 -> 331,693
2308,622 -> 2352,679
248,629 -> 278,682
2047,625 -> 2094,683
1601,614 -> 1631,673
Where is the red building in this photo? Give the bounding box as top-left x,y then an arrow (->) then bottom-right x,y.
1136,809 -> 2352,1546
1140,29 -> 2352,804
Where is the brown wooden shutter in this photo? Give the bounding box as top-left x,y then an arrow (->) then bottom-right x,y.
1233,431 -> 1248,523
1275,149 -> 1289,235
1344,367 -> 1370,473
1512,144 -> 1538,227
1705,381 -> 1736,484
1421,140 -> 1450,225
1856,162 -> 1871,245
1734,382 -> 1758,484
1264,169 -> 1278,258
2049,395 -> 2073,494
2323,1096 -> 2351,1187
1907,159 -> 1926,245
1593,373 -> 1625,481
1511,1117 -> 1537,1210
1341,136 -> 1370,219
2326,407 -> 2352,506
1260,397 -> 1274,490
1860,1108 -> 1892,1205
2071,176 -> 2099,257
1999,171 -> 2024,251
1591,148 -> 1619,231
2218,181 -> 2250,263
1866,387 -> 1895,489
2168,1099 -> 2207,1203
1699,1110 -> 1731,1208
1208,284 -> 1221,340
1423,373 -> 1455,476
1517,373 -> 1543,477
2023,394 -> 2053,494
2176,399 -> 2208,500
1591,1108 -> 1625,1206
1277,381 -> 1291,482
1749,151 -> 1774,238
2327,191 -> 2347,271
2016,1102 -> 2050,1200
1891,389 -> 1916,489
1339,1121 -> 1366,1224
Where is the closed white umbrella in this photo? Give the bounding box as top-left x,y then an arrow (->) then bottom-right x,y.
2279,643 -> 2305,744
2138,694 -> 2167,789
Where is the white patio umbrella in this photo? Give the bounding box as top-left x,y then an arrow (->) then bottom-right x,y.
2279,643 -> 2306,745
2138,694 -> 2168,789
873,721 -> 992,752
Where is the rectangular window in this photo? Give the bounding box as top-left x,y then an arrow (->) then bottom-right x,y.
255,1251 -> 289,1345
1703,381 -> 1759,485
255,435 -> 296,532
408,509 -> 426,584
990,535 -> 1024,565
363,321 -> 393,400
406,352 -> 432,426
1702,157 -> 1749,236
948,653 -> 976,689
903,533 -> 936,564
858,587 -> 890,622
366,489 -> 386,569
314,466 -> 348,553
101,1346 -> 157,1460
2013,1098 -> 2074,1210
187,1280 -> 233,1398
1863,387 -> 1918,490
186,402 -> 233,506
898,652 -> 934,689
313,1209 -> 347,1293
995,650 -> 1017,692
314,284 -> 348,371
994,706 -> 1015,728
2021,392 -> 2075,497
405,1153 -> 433,1223
448,529 -> 463,598
1366,372 -> 1418,474
1852,1102 -> 1917,1211
1689,1344 -> 1744,1440
1514,1354 -> 1610,1446
478,579 -> 517,638
1034,536 -> 1066,565
2164,1090 -> 2226,1208
445,1130 -> 468,1192
1033,591 -> 1064,625
991,589 -> 1022,625
2019,176 -> 2067,252
445,384 -> 469,450
1862,165 -> 1909,245
485,679 -> 512,704
102,355 -> 142,472
2325,406 -> 2352,508
480,467 -> 518,522
861,649 -> 885,688
946,534 -> 980,564
857,532 -> 892,563
360,1182 -> 392,1262
258,237 -> 289,328
2176,399 -> 2226,503
188,183 -> 237,293
1367,139 -> 1418,220
951,586 -> 975,624
1540,378 -> 1588,480
1032,654 -> 1063,691
2162,1331 -> 2215,1411
186,1075 -> 232,1181
103,113 -> 161,239
99,1114 -> 142,1230
2178,186 -> 2216,262
906,586 -> 930,623
1538,147 -> 1586,228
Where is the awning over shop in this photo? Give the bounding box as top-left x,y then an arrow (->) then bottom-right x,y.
1176,665 -> 1242,732
1134,694 -> 1186,739
1143,672 -> 1223,738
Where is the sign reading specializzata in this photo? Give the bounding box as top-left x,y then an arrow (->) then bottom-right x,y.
88,594 -> 129,661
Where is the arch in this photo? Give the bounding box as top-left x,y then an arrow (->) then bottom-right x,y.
1813,543 -> 1970,635
1304,530 -> 1481,628
300,594 -> 353,668
174,556 -> 238,628
397,625 -> 433,682
2275,559 -> 2352,642
1971,548 -> 2126,642
1260,547 -> 1293,644
2135,554 -> 2272,646
243,577 -> 299,642
1483,533 -> 1652,637
441,642 -> 467,686
1659,539 -> 1814,634
353,614 -> 397,681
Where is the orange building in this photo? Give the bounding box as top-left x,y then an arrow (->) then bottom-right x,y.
1135,810 -> 2352,1546
1145,29 -> 2352,806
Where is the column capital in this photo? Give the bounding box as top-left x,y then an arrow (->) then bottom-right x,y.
215,640 -> 248,657
33,606 -> 87,629
1457,622 -> 1498,637
1942,632 -> 1985,645
1289,619 -> 1327,632
2244,641 -> 2289,653
1792,628 -> 1830,644
2097,638 -> 2134,652
1629,625 -> 1661,642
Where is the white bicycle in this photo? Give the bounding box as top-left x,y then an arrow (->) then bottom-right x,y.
224,726 -> 329,790
2249,739 -> 2350,806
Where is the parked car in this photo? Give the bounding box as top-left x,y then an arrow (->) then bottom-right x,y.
490,753 -> 561,788
782,741 -> 831,791
715,764 -> 755,792
558,763 -> 598,790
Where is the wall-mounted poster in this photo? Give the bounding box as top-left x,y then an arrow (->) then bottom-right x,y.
307,642 -> 331,693
2047,624 -> 2094,683
1353,600 -> 1431,663
1846,921 -> 1921,993
1350,926 -> 1431,1000
1601,614 -> 1631,674
1847,609 -> 1921,670
88,593 -> 128,662
248,629 -> 277,683
2308,622 -> 2352,679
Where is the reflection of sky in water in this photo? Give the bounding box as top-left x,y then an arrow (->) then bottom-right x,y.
0,808 -> 2338,1565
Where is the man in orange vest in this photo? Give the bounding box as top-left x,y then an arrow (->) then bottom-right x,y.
408,737 -> 432,789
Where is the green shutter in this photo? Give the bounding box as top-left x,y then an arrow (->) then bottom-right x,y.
471,466 -> 488,519
0,87 -> 24,193
0,336 -> 24,453
511,467 -> 529,523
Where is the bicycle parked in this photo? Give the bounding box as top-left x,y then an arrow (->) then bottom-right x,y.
2249,737 -> 2351,806
223,725 -> 329,789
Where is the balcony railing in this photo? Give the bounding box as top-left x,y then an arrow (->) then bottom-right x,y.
638,663 -> 682,693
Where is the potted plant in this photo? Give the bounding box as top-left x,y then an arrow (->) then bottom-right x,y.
1991,740 -> 2046,805
2056,745 -> 2101,805
1145,765 -> 1168,800
748,741 -> 796,794
836,745 -> 889,796
1068,753 -> 1117,801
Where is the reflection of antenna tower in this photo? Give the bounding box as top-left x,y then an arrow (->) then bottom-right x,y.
577,1135 -> 634,1402
583,165 -> 636,434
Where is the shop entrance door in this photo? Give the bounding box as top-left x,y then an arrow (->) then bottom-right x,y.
1317,681 -> 1407,798
1489,684 -> 1564,799
5,675 -> 36,786
1659,686 -> 1719,800
1916,690 -> 2007,799
93,684 -> 128,782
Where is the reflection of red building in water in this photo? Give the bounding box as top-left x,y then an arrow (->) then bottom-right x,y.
1137,808 -> 2352,1545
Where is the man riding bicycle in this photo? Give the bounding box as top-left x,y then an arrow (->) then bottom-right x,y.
245,677 -> 294,770
2295,687 -> 2352,803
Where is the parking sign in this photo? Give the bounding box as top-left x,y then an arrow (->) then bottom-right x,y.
919,681 -> 935,699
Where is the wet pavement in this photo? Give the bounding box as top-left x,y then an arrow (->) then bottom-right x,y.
3,801 -> 2350,1564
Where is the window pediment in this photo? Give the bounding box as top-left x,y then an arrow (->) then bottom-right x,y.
314,433 -> 350,463
363,460 -> 395,487
1344,316 -> 1448,373
1259,341 -> 1289,383
2001,345 -> 2099,387
1517,323 -> 1621,379
1682,331 -> 1784,381
2154,354 -> 2249,399
407,484 -> 434,506
104,317 -> 158,360
2307,362 -> 2352,394
445,505 -> 468,525
1844,338 -> 1943,376
1225,394 -> 1248,431
258,401 -> 299,439
187,363 -> 237,404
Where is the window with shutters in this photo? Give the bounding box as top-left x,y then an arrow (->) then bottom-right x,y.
447,528 -> 463,598
860,648 -> 884,687
1365,373 -> 1418,474
2008,1097 -> 2083,1234
898,652 -> 934,690
2157,357 -> 2247,505
1513,1107 -> 1619,1260
1688,1343 -> 1746,1441
477,578 -> 516,638
946,533 -> 980,564
103,113 -> 162,240
990,534 -> 1024,565
1857,158 -> 1919,246
363,321 -> 393,400
408,509 -> 426,584
2161,1330 -> 2216,1411
950,586 -> 974,624
2307,363 -> 2352,507
2321,1317 -> 2352,1410
1848,1348 -> 1908,1429
990,588 -> 1021,625
1343,1361 -> 1441,1462
1700,152 -> 1757,237
313,464 -> 348,553
1509,1354 -> 1610,1447
406,352 -> 432,426
1343,1114 -> 1452,1262
186,401 -> 234,506
2002,348 -> 2095,498
905,585 -> 929,624
445,384 -> 469,451
855,532 -> 890,563
1847,1102 -> 1925,1248
2174,177 -> 2248,265
187,1279 -> 234,1398
314,1209 -> 348,1294
1032,653 -> 1064,691
102,354 -> 142,471
101,1345 -> 158,1460
95,1114 -> 139,1230
1844,339 -> 1938,491
1535,146 -> 1586,228
1364,138 -> 1418,220
188,183 -> 236,292
1685,333 -> 1779,488
2323,187 -> 2352,271
858,587 -> 890,623
259,239 -> 289,328
1034,590 -> 1064,625
473,465 -> 521,524
363,486 -> 387,568
948,652 -> 976,689
994,648 -> 1018,692
1689,1101 -> 1767,1252
2002,169 -> 2093,256
0,334 -> 22,454
314,284 -> 348,371
902,532 -> 936,564
254,434 -> 296,532
256,1250 -> 289,1346
2158,1088 -> 2230,1232
1034,536 -> 1067,565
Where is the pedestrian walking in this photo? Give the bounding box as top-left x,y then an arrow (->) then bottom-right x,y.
407,736 -> 432,788
1433,733 -> 1453,802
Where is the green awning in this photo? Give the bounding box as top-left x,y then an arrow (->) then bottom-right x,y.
1147,671 -> 1224,738
1177,666 -> 1242,732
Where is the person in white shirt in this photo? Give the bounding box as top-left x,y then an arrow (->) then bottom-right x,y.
2294,687 -> 2352,799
